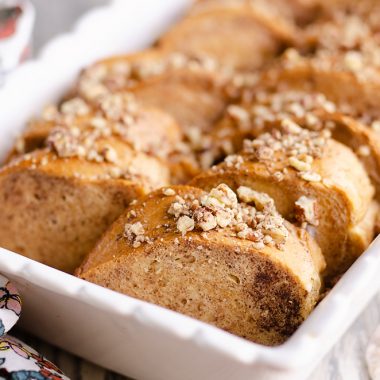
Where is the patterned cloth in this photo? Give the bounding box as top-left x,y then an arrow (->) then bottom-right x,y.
0,274 -> 68,380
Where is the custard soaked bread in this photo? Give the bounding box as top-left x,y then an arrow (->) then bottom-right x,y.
77,184 -> 325,345
211,90 -> 380,196
0,95 -> 174,273
158,1 -> 296,72
259,49 -> 380,124
191,0 -> 322,27
301,0 -> 380,53
191,120 -> 375,277
74,49 -> 233,133
10,94 -> 183,161
9,93 -> 199,184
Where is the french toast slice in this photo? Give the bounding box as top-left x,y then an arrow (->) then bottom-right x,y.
77,184 -> 324,345
0,122 -> 171,273
191,120 -> 375,277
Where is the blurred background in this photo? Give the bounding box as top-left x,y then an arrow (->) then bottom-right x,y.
32,0 -> 107,52
0,0 -> 107,82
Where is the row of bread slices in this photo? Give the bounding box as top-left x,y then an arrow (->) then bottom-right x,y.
0,0 -> 326,272
1,0 -> 380,346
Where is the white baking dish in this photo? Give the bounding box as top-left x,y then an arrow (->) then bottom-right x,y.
0,1 -> 379,379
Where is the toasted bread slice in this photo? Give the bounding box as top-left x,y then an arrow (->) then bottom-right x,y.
348,200 -> 380,256
158,3 -> 296,71
77,184 -> 324,345
10,94 -> 182,160
0,127 -> 170,273
74,49 -> 231,132
191,121 -> 375,277
211,91 -> 380,196
6,94 -> 200,184
258,50 -> 380,123
191,0 -> 321,26
328,114 -> 380,197
297,0 -> 380,43
301,12 -> 373,53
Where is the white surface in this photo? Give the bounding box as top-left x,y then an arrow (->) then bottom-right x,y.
309,291 -> 380,380
366,326 -> 380,380
31,0 -> 107,53
1,1 -> 380,379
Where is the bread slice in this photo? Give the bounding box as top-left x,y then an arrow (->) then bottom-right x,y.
328,114 -> 380,197
0,124 -> 170,273
74,49 -> 232,132
77,184 -> 324,345
191,0 -> 321,26
348,200 -> 380,258
191,120 -> 375,277
9,94 -> 182,160
302,0 -> 380,50
211,91 -> 380,196
258,50 -> 380,123
158,2 -> 297,71
6,93 -> 200,184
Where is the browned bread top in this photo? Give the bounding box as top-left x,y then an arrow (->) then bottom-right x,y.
191,0 -> 322,27
74,49 -> 232,132
13,93 -> 183,162
78,184 -> 309,270
158,2 -> 296,72
210,89 -> 380,197
305,0 -> 380,43
8,92 -> 203,185
257,50 -> 380,123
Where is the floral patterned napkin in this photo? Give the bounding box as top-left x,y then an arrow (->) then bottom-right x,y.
0,274 -> 69,380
